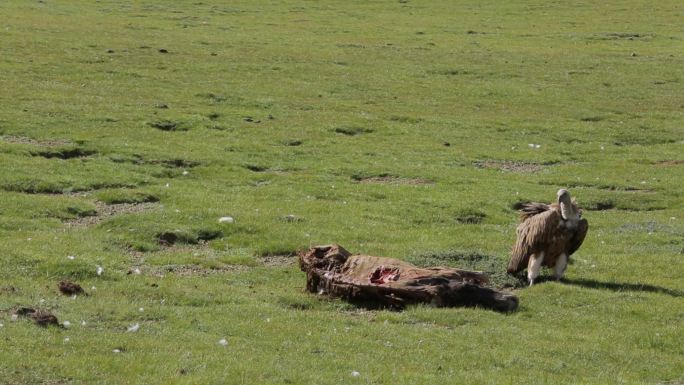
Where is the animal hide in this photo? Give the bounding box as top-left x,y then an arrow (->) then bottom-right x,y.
299,245 -> 518,312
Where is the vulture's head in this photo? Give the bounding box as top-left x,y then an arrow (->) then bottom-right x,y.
556,188 -> 570,201
557,188 -> 579,221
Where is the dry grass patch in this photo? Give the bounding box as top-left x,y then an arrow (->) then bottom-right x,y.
473,160 -> 545,173
65,202 -> 160,227
654,159 -> 683,167
353,175 -> 434,185
1,135 -> 73,147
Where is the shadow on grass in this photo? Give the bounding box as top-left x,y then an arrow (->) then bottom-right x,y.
507,274 -> 683,298
564,278 -> 683,297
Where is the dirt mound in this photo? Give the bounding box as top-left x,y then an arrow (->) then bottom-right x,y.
58,280 -> 85,296
12,307 -> 60,327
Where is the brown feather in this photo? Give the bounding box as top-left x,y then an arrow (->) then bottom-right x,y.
508,207 -> 562,273
518,202 -> 551,221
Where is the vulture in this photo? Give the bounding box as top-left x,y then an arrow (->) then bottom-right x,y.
508,189 -> 588,286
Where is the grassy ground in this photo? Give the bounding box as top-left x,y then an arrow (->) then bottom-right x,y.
0,1 -> 682,384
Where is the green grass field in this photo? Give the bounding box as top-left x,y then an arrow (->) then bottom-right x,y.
1,1 -> 682,384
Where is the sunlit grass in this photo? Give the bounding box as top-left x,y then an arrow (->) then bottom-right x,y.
0,0 -> 682,384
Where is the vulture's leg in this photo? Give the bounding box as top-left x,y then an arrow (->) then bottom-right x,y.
554,253 -> 568,281
527,252 -> 544,286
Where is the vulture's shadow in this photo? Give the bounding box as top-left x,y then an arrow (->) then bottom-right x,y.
507,274 -> 682,297
563,278 -> 683,297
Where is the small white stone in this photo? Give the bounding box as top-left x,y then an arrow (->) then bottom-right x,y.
27,237 -> 32,241
182,170 -> 189,175
81,321 -> 87,326
165,183 -> 170,188
351,371 -> 360,377
600,146 -> 605,150
112,349 -> 121,353
218,216 -> 234,224
62,321 -> 71,328
64,337 -> 70,343
528,143 -> 535,148
11,314 -> 19,321
0,323 -> 4,327
266,318 -> 271,323
139,307 -> 144,312
127,323 -> 140,332
535,144 -> 541,148
91,286 -> 97,291
96,266 -> 104,276
218,338 -> 228,346
39,298 -> 46,304
67,255 -> 75,260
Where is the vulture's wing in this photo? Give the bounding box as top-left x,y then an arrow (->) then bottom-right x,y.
518,202 -> 551,221
508,208 -> 562,273
567,218 -> 588,256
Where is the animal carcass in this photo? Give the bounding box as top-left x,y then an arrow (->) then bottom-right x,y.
299,244 -> 518,312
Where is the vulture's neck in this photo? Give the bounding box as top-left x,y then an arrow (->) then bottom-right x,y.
559,200 -> 580,227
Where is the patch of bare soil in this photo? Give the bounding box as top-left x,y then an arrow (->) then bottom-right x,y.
65,201 -> 159,227
1,285 -> 18,294
473,160 -> 544,173
155,263 -> 243,277
1,135 -> 72,147
537,180 -> 655,193
355,176 -> 434,185
262,255 -> 297,267
126,243 -> 249,277
654,160 -> 683,167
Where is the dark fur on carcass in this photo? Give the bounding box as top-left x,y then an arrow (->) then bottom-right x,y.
299,245 -> 518,312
